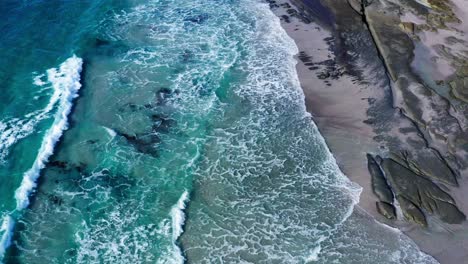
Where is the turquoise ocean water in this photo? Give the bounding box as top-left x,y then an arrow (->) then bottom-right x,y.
0,0 -> 439,263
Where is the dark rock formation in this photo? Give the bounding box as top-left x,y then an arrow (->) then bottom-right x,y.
116,130 -> 160,157
367,154 -> 393,204
398,196 -> 427,227
382,158 -> 466,225
376,201 -> 396,220
151,114 -> 176,133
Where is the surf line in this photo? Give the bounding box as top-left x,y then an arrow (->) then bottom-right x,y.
169,191 -> 190,264
0,55 -> 83,261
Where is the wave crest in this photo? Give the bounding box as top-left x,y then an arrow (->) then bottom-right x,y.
0,55 -> 83,261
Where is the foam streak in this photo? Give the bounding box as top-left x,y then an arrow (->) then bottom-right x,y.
169,191 -> 190,264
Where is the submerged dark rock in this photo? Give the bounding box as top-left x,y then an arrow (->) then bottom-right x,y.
116,130 -> 160,157
93,38 -> 111,48
151,114 -> 176,133
317,72 -> 330,79
49,160 -> 68,170
266,0 -> 279,9
184,14 -> 209,24
181,50 -> 193,63
49,160 -> 86,174
156,88 -> 172,105
89,38 -> 128,57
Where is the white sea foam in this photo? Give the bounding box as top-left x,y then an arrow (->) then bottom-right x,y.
33,73 -> 47,86
170,191 -> 189,241
0,216 -> 14,259
165,191 -> 190,264
103,127 -> 117,138
0,117 -> 39,163
175,1 -> 366,262
0,60 -> 73,163
306,244 -> 322,262
15,55 -> 83,209
0,55 -> 82,261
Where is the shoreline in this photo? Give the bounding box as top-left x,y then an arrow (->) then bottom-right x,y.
270,0 -> 468,263
270,0 -> 384,224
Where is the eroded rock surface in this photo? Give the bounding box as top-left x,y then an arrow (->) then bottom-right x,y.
367,154 -> 394,204
345,0 -> 468,227
376,201 -> 397,220
382,158 -> 465,224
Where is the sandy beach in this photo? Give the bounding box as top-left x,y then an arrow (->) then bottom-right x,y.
270,0 -> 468,263
271,0 -> 379,215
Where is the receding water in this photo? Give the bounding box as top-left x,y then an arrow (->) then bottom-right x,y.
0,0 -> 438,263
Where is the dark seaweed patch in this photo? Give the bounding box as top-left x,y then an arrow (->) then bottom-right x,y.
265,0 -> 279,9
298,51 -> 312,63
49,160 -> 68,169
88,38 -> 129,57
281,15 -> 290,23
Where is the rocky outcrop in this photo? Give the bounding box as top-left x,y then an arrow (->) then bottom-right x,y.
346,0 -> 364,14
450,67 -> 468,103
376,201 -> 397,219
367,154 -> 393,204
382,158 -> 465,225
366,152 -> 466,225
348,0 -> 468,227
398,196 -> 428,227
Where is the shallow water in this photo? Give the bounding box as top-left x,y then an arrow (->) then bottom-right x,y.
0,0 -> 438,263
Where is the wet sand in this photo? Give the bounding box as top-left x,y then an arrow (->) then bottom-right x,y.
271,2 -> 379,215
271,0 -> 384,220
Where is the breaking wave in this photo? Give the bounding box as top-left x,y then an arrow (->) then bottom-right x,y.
0,55 -> 83,261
